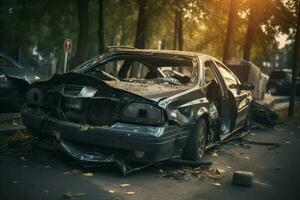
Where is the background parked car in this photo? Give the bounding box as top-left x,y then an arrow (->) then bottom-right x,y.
0,53 -> 40,112
267,69 -> 300,95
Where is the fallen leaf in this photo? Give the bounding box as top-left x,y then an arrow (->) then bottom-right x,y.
11,122 -> 18,126
63,192 -> 86,199
212,182 -> 221,186
20,156 -> 26,161
126,191 -> 135,195
82,172 -> 94,177
120,183 -> 130,187
108,190 -> 115,194
244,156 -> 250,160
215,168 -> 225,174
250,133 -> 256,136
212,152 -> 219,157
226,166 -> 232,169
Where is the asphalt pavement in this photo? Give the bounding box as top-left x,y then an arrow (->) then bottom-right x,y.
0,119 -> 300,200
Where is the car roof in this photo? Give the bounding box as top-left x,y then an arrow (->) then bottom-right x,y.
104,47 -> 209,59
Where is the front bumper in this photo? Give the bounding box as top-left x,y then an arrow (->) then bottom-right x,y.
0,87 -> 18,104
21,107 -> 191,162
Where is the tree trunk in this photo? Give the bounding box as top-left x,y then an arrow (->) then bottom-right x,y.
178,9 -> 183,51
131,0 -> 147,77
243,5 -> 256,61
75,0 -> 89,65
173,1 -> 183,51
173,11 -> 178,50
288,0 -> 300,117
223,0 -> 239,63
98,0 -> 105,54
134,0 -> 147,49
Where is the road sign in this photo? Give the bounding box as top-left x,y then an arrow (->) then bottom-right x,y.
63,38 -> 72,73
64,38 -> 72,53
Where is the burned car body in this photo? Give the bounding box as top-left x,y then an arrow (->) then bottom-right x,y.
21,48 -> 253,165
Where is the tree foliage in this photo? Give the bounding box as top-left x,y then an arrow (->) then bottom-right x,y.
0,0 -> 298,74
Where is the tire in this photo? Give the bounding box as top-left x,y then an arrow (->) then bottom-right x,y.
182,119 -> 207,161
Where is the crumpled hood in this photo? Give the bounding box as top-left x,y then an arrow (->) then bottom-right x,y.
104,81 -> 190,101
39,73 -> 190,102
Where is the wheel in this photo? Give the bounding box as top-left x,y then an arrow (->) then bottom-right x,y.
182,119 -> 207,161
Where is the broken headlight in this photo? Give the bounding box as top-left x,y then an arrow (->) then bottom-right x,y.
121,103 -> 165,125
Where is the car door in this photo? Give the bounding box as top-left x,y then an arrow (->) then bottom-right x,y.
203,59 -> 233,136
213,60 -> 251,130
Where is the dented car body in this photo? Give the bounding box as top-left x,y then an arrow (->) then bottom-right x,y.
21,48 -> 253,165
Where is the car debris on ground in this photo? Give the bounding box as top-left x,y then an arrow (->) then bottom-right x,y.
251,101 -> 279,128
62,192 -> 86,199
232,171 -> 254,187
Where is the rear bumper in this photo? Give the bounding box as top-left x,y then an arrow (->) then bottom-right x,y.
21,107 -> 191,162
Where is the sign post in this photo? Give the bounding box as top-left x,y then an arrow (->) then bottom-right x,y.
63,39 -> 72,73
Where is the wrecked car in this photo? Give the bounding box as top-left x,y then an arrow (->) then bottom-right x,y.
0,53 -> 40,112
21,48 -> 254,166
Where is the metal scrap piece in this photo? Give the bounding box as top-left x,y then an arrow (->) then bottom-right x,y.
116,159 -> 154,176
59,139 -> 115,163
59,139 -> 153,175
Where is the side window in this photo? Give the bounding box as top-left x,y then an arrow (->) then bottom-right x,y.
204,61 -> 217,84
214,61 -> 238,87
127,61 -> 149,79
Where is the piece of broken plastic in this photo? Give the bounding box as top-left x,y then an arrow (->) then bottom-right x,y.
59,139 -> 153,176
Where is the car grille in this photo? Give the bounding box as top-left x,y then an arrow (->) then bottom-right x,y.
88,100 -> 117,126
63,98 -> 118,126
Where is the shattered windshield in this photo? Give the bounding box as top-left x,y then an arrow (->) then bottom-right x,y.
83,56 -> 198,86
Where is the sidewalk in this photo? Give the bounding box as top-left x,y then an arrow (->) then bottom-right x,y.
0,113 -> 25,135
257,94 -> 300,111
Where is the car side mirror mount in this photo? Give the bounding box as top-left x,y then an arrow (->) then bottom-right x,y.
238,82 -> 255,91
